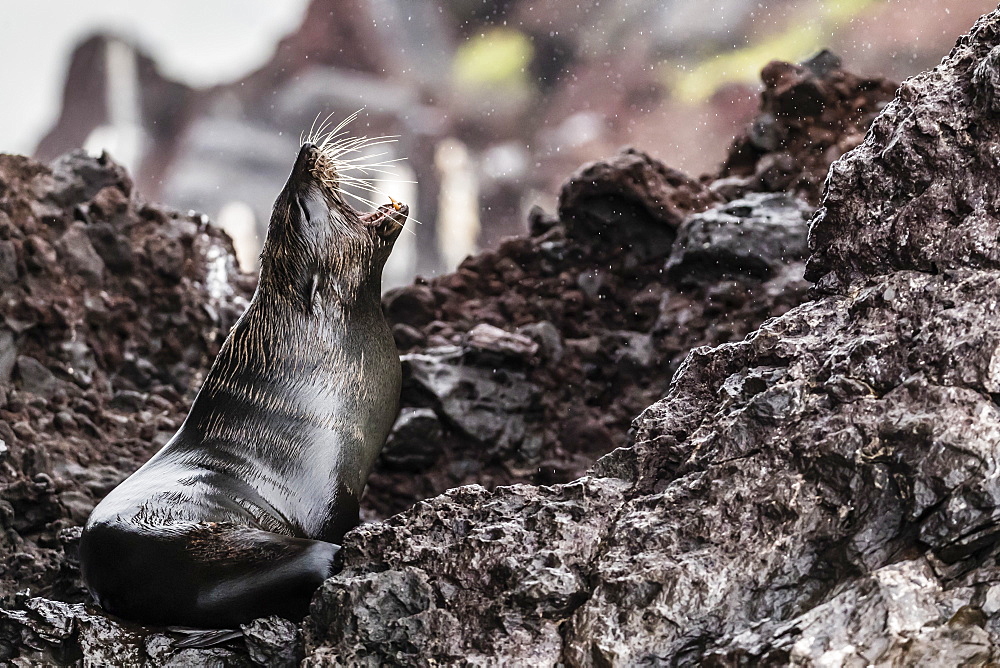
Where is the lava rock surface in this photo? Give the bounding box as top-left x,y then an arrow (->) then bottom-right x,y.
367,147 -> 812,520
806,14 -> 1000,292
0,150 -> 255,614
300,9 -> 1000,665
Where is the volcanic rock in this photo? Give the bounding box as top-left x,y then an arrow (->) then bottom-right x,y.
402,346 -> 543,459
380,408 -> 444,470
241,616 -> 303,667
364,144 -> 811,519
558,147 -> 717,257
300,8 -> 1000,665
806,14 -> 1000,292
0,148 -> 255,619
721,48 -> 898,204
0,330 -> 16,384
665,192 -> 812,283
0,8 -> 972,663
0,240 -> 18,285
55,222 -> 105,286
15,356 -> 55,397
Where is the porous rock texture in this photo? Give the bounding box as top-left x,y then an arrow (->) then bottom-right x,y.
6,10 -> 997,665
300,10 -> 1000,665
805,13 -> 1000,292
0,151 -> 255,607
367,147 -> 811,519
718,49 -> 897,205
0,150 -> 814,665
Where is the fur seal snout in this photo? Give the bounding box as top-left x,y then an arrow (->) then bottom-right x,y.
80,136 -> 407,628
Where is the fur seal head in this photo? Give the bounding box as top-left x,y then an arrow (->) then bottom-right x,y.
260,140 -> 408,311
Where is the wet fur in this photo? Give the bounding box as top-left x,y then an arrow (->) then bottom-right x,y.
79,143 -> 406,628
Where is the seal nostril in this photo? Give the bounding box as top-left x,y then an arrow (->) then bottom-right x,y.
290,143 -> 320,182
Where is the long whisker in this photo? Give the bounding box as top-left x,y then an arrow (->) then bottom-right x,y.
317,109 -> 364,148
309,111 -> 338,145
323,134 -> 400,151
336,160 -> 413,177
327,175 -> 415,201
317,110 -> 349,140
305,111 -> 322,145
328,109 -> 364,137
304,110 -> 423,234
335,173 -> 418,190
334,152 -> 402,165
343,165 -> 413,178
323,139 -> 400,160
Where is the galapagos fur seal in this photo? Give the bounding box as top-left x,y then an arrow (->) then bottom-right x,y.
80,134 -> 408,628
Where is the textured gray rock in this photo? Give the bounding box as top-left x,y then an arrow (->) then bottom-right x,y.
241,616 -> 303,667
574,269 -> 1000,665
806,11 -> 1000,291
303,478 -> 630,666
299,272 -> 1000,665
401,346 -> 542,459
15,355 -> 55,397
381,407 -> 443,470
666,193 -> 811,283
0,240 -> 17,285
0,329 -> 16,384
55,221 -> 105,285
558,147 -> 718,259
0,598 -> 298,666
704,559 -> 993,665
464,323 -> 539,362
0,598 -> 147,666
296,8 -> 1000,665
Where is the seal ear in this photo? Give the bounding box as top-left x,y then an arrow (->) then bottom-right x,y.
306,273 -> 319,312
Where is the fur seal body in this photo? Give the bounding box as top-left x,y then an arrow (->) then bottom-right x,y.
80,140 -> 408,628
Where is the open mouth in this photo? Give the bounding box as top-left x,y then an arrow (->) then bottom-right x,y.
358,200 -> 409,230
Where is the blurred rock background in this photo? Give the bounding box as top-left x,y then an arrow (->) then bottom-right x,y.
0,0 -> 993,286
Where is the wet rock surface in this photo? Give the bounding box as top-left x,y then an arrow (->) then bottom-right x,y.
367,146 -> 810,519
0,137 -> 810,661
304,478 -> 630,666
0,10 -> 994,665
303,10 -> 1000,665
665,192 -> 812,283
806,14 -> 1000,292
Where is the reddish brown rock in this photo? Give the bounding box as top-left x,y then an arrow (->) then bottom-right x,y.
720,49 -> 898,204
